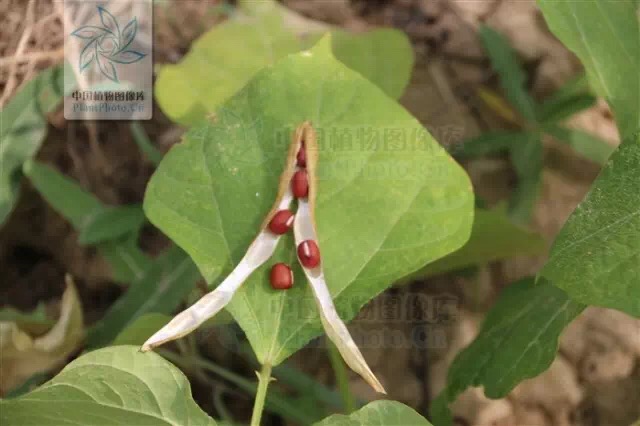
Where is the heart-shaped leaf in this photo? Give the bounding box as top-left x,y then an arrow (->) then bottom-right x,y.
540,132 -> 640,316
154,4 -> 300,126
144,37 -> 473,365
0,346 -> 216,425
329,29 -> 413,101
313,400 -> 433,426
155,1 -> 413,126
539,0 -> 640,139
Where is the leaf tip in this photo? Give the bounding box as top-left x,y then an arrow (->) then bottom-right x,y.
309,32 -> 334,58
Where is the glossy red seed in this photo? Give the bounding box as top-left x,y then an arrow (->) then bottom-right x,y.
297,240 -> 321,268
270,263 -> 293,290
296,143 -> 306,167
268,210 -> 294,235
291,170 -> 309,198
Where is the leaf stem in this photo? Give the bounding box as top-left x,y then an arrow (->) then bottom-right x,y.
160,350 -> 314,424
327,341 -> 356,413
251,362 -> 273,426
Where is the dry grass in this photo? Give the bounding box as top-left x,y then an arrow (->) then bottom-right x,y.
0,0 -> 63,106
0,0 -> 226,107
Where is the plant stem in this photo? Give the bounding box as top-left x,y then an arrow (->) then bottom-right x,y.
160,350 -> 315,424
327,341 -> 356,414
250,362 -> 273,426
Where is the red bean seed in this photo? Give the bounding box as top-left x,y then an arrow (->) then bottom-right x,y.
268,210 -> 294,235
270,263 -> 294,290
291,170 -> 309,198
297,240 -> 320,268
297,144 -> 306,167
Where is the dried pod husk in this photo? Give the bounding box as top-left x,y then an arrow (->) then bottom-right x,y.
292,123 -> 386,394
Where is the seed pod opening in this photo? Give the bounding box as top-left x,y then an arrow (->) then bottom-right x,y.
297,240 -> 321,268
270,263 -> 294,290
268,210 -> 295,235
292,170 -> 309,198
297,143 -> 306,167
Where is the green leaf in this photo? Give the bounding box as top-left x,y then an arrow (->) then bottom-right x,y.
313,400 -> 433,426
78,204 -> 145,245
330,29 -> 413,101
155,2 -> 413,126
0,346 -> 216,426
87,245 -> 201,348
456,131 -> 527,158
144,37 -> 473,365
416,208 -> 546,277
130,122 -> 163,166
543,73 -> 591,102
112,313 -> 171,346
544,124 -> 615,164
156,2 -> 300,126
4,373 -> 49,399
0,64 -> 69,224
538,0 -> 640,139
537,94 -> 596,124
536,73 -> 595,123
433,278 -> 585,426
23,161 -> 151,282
509,132 -> 543,223
479,26 -> 537,123
540,131 -> 640,316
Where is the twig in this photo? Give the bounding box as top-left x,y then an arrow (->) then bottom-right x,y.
0,48 -> 64,68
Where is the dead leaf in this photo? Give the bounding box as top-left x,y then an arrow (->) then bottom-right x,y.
0,275 -> 84,395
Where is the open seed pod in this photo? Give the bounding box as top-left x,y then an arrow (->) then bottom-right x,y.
141,122 -> 385,394
141,126 -> 303,351
292,122 -> 386,394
